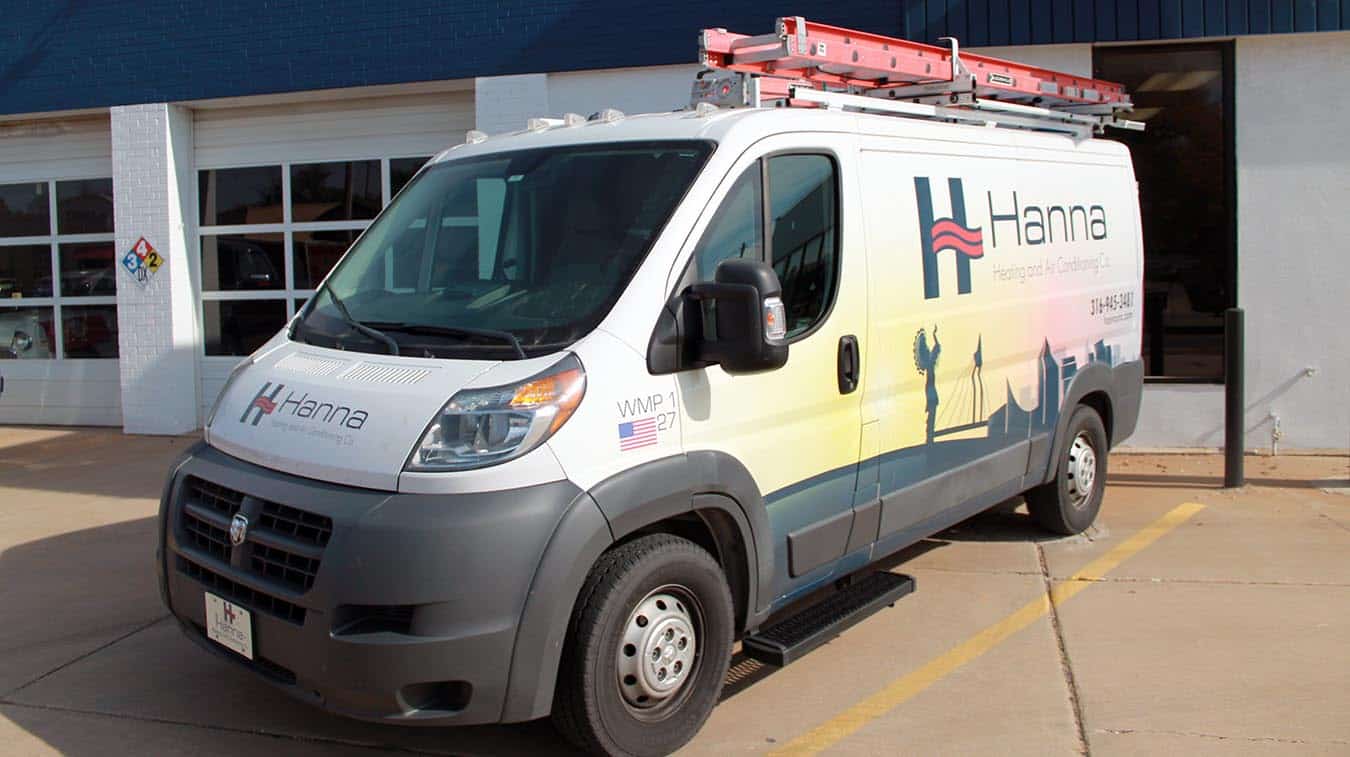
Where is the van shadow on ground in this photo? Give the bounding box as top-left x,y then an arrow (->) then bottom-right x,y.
0,515 -> 581,756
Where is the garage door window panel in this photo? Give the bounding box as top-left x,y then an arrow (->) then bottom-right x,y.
290,160 -> 381,222
201,233 -> 286,291
0,244 -> 53,298
199,166 -> 284,226
198,156 -> 443,357
204,299 -> 288,357
59,242 -> 117,297
0,306 -> 55,359
0,183 -> 50,238
0,176 -> 117,360
56,179 -> 114,234
62,304 -> 118,358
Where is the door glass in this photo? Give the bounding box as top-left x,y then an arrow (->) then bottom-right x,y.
767,155 -> 838,338
1095,44 -> 1232,380
689,167 -> 762,281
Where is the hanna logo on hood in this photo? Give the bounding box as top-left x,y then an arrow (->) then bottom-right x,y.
240,382 -> 369,429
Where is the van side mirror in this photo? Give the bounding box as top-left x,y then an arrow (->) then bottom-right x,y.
647,258 -> 789,375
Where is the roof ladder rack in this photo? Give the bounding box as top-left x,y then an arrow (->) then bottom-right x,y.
693,17 -> 1143,138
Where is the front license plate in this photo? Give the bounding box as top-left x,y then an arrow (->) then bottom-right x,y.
204,592 -> 254,660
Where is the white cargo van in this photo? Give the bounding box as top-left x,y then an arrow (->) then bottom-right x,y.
157,20 -> 1145,756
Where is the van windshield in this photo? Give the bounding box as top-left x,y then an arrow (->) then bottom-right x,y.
294,141 -> 712,359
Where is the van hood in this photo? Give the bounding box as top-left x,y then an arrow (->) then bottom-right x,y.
205,342 -> 502,490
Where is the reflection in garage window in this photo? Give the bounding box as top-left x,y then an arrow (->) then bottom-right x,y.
0,306 -> 55,359
56,178 -> 115,234
200,234 -> 285,291
203,299 -> 287,357
59,242 -> 118,297
290,160 -> 381,222
62,304 -> 119,358
293,229 -> 357,289
0,182 -> 50,237
199,166 -> 284,226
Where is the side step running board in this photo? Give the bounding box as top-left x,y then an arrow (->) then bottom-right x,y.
742,571 -> 916,667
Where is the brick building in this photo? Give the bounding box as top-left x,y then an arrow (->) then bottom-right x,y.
0,1 -> 1346,449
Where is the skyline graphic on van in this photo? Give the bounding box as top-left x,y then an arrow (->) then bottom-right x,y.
914,177 -> 986,300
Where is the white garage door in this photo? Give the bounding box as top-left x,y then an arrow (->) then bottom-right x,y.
0,116 -> 121,426
192,89 -> 474,422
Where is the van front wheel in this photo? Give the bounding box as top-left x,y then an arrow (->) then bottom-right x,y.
552,534 -> 734,756
1027,405 -> 1109,535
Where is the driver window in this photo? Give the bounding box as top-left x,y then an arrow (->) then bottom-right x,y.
688,166 -> 762,281
685,154 -> 839,340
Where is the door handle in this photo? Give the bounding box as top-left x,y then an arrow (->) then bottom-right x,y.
837,335 -> 860,394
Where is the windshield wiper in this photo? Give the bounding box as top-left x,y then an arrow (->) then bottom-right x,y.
363,321 -> 527,359
324,290 -> 400,356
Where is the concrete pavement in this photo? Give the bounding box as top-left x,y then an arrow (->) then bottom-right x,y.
0,426 -> 1346,755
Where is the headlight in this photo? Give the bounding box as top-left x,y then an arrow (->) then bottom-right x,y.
407,353 -> 585,471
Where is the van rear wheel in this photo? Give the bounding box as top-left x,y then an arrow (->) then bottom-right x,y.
552,534 -> 734,756
1026,405 -> 1109,535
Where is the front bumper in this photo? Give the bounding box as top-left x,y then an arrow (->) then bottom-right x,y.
158,442 -> 584,726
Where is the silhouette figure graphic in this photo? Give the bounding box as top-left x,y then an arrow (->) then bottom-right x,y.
914,325 -> 942,443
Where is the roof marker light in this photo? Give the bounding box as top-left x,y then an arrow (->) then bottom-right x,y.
590,108 -> 625,123
527,117 -> 563,132
563,112 -> 586,127
465,130 -> 488,144
694,102 -> 719,117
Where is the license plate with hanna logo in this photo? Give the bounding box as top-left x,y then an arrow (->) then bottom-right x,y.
205,592 -> 254,660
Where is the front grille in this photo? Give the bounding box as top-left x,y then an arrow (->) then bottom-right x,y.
181,511 -> 232,562
190,477 -> 245,517
173,477 -> 336,626
179,556 -> 307,625
250,543 -> 322,593
258,501 -> 332,547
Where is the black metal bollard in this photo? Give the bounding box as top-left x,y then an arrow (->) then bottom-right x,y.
1224,307 -> 1244,488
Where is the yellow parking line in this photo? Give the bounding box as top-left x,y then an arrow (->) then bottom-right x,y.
769,501 -> 1206,756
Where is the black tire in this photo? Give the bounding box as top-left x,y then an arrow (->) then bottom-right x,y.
552,534 -> 734,757
1026,405 -> 1109,535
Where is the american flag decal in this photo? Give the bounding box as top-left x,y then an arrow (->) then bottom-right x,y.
618,417 -> 659,451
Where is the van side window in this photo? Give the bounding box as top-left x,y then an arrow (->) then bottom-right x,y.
685,154 -> 839,340
767,155 -> 838,338
688,167 -> 763,281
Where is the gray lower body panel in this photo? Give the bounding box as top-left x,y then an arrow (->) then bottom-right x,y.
159,443 -> 586,726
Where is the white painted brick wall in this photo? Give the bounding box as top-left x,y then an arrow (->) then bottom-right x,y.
474,74 -> 550,135
111,104 -> 200,435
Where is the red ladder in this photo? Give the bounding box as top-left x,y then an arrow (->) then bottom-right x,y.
693,17 -> 1141,137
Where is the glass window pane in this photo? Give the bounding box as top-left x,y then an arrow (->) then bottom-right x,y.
0,182 -> 51,237
200,233 -> 285,291
0,244 -> 53,298
56,178 -> 114,234
293,230 -> 358,289
0,306 -> 55,358
62,304 -> 119,358
390,156 -> 432,197
768,155 -> 838,338
1095,45 -> 1231,380
59,242 -> 117,296
290,160 -> 381,222
198,166 -> 283,226
203,300 -> 286,356
690,167 -> 763,281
